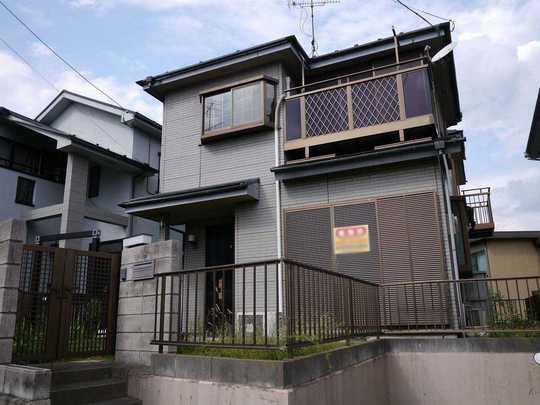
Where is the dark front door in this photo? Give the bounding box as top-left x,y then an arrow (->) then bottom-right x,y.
204,223 -> 234,336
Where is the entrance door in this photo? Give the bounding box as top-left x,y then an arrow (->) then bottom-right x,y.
13,245 -> 120,363
204,223 -> 234,336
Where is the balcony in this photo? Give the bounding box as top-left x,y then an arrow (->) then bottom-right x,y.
283,60 -> 436,161
462,187 -> 495,238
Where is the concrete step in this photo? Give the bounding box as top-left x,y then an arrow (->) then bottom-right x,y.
90,397 -> 142,405
51,364 -> 113,386
51,378 -> 126,405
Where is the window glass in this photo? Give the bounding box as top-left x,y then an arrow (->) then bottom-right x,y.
12,144 -> 40,174
472,250 -> 488,274
264,82 -> 276,123
232,83 -> 262,126
204,92 -> 232,132
15,176 -> 35,206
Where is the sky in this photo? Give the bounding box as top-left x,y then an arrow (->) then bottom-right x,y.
0,0 -> 539,230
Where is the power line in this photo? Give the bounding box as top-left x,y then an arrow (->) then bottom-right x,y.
393,0 -> 433,26
0,36 -> 126,150
0,35 -> 59,91
0,0 -> 124,108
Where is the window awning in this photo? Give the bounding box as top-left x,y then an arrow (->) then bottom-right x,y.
119,178 -> 260,223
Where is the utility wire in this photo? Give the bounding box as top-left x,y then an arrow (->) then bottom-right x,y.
0,36 -> 125,149
393,0 -> 433,26
0,0 -> 124,108
0,35 -> 59,91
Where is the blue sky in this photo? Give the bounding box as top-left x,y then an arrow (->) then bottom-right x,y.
1,0 -> 539,230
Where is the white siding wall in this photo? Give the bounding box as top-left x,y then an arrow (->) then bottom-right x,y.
50,104 -> 134,158
0,167 -> 64,221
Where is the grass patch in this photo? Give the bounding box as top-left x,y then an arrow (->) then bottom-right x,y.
176,340 -> 355,360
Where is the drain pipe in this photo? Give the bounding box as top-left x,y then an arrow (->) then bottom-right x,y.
274,89 -> 287,312
436,143 -> 464,328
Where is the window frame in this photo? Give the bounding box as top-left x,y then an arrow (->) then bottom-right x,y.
200,75 -> 278,143
15,176 -> 36,207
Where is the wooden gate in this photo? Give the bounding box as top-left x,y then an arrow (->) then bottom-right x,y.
13,245 -> 120,363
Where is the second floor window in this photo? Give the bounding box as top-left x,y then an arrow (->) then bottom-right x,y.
202,77 -> 276,139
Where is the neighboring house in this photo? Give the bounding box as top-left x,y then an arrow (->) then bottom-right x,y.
525,88 -> 540,160
470,231 -> 540,279
121,23 -> 493,324
0,90 -> 161,251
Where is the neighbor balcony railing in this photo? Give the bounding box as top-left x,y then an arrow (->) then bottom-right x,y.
461,187 -> 495,236
283,58 -> 435,152
152,259 -> 540,352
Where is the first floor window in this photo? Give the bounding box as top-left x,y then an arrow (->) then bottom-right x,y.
15,177 -> 35,206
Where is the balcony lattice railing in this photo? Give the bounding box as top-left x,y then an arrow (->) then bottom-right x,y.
284,60 -> 435,150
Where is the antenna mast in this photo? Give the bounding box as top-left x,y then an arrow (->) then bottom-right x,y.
289,0 -> 340,57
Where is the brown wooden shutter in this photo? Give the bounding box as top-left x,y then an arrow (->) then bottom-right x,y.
377,192 -> 447,327
334,202 -> 381,283
285,207 -> 333,271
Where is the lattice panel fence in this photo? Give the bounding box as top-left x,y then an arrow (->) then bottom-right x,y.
352,76 -> 400,128
305,87 -> 349,137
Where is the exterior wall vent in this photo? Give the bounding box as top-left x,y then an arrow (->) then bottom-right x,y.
126,260 -> 155,281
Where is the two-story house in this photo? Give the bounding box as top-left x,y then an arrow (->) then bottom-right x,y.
121,23 -> 493,330
0,90 -> 161,251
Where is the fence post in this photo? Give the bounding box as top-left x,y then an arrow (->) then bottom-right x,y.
0,219 -> 25,364
347,279 -> 353,344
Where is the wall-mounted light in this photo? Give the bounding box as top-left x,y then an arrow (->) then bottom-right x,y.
534,353 -> 540,365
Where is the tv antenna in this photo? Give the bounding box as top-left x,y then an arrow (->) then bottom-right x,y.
289,0 -> 340,57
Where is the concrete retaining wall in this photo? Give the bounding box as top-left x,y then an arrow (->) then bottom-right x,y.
0,364 -> 51,404
126,338 -> 540,405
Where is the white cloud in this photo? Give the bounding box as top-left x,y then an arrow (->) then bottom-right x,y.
0,49 -> 161,122
29,42 -> 53,57
517,40 -> 540,62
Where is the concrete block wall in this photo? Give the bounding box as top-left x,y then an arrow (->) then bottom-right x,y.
0,219 -> 25,364
116,240 -> 182,366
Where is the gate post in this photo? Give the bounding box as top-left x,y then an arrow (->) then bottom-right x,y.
0,219 -> 26,364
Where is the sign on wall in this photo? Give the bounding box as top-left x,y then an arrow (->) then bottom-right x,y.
334,225 -> 370,254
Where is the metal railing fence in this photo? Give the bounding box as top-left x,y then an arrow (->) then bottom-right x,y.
151,260 -> 540,352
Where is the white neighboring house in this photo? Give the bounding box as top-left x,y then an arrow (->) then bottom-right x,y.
0,90 -> 161,251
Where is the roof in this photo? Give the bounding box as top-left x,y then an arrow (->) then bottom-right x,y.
120,178 -> 260,223
525,88 -> 540,160
471,231 -> 540,243
36,90 -> 162,138
137,23 -> 457,107
0,106 -> 157,174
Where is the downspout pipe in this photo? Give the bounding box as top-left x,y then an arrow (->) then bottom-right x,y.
274,93 -> 286,260
437,144 -> 464,328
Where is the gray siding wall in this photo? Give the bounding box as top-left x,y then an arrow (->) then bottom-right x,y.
161,63 -> 288,265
